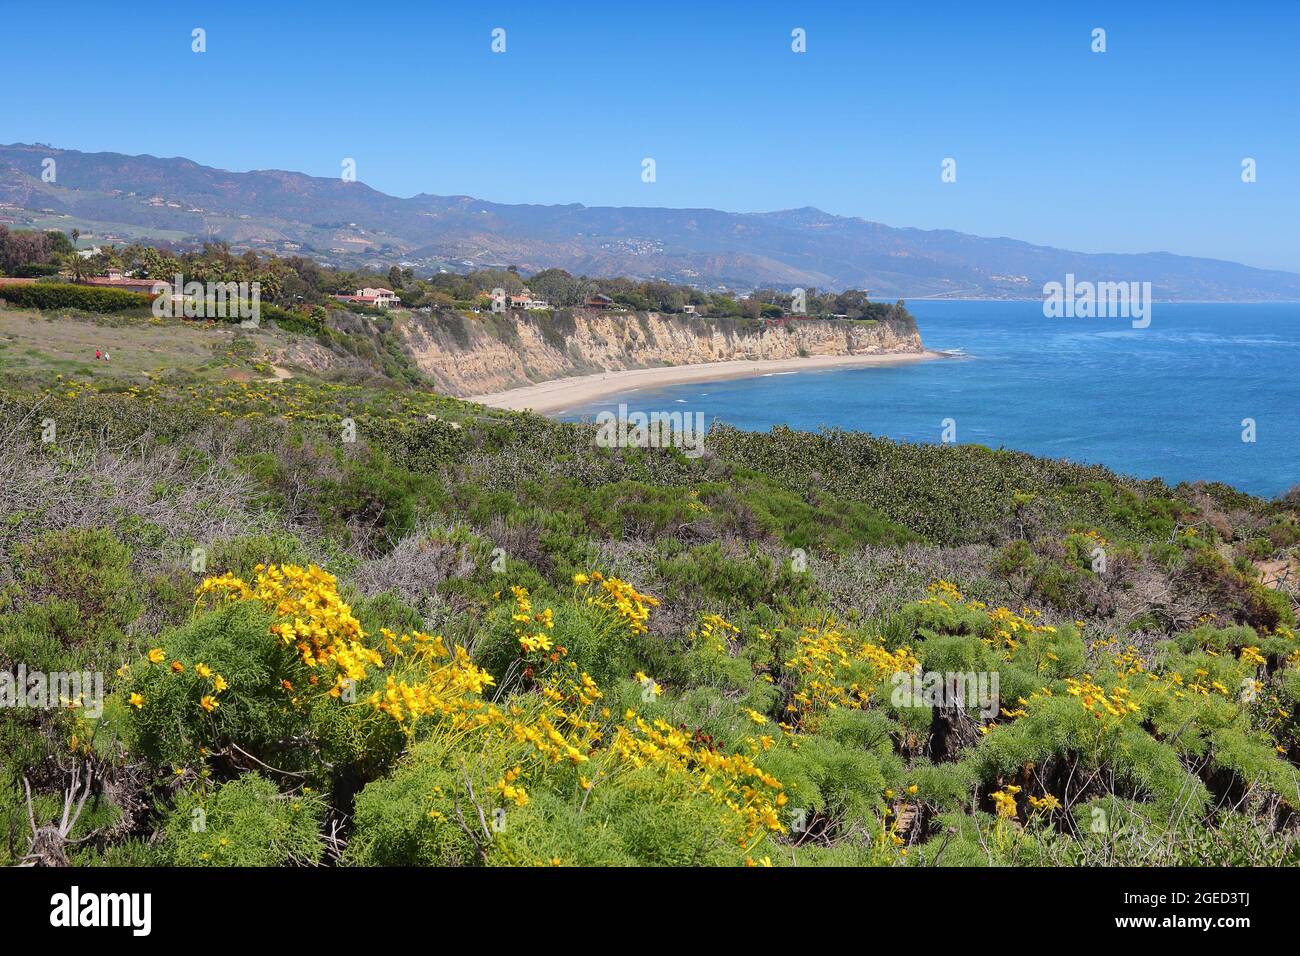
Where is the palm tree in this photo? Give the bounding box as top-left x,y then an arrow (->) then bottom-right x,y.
59,251 -> 92,283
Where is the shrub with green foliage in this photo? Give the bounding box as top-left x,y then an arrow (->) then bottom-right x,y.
0,282 -> 152,312
164,773 -> 325,866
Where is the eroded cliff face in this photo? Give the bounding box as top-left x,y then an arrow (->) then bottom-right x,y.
394,309 -> 923,396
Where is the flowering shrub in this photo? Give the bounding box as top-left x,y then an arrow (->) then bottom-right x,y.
165,773 -> 325,866
347,577 -> 787,864
116,565 -> 407,780
782,623 -> 918,731
196,564 -> 382,698
9,371 -> 1300,868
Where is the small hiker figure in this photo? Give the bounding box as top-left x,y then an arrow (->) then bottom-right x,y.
95,350 -> 102,361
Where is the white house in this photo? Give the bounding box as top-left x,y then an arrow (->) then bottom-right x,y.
507,288 -> 551,310
334,287 -> 402,309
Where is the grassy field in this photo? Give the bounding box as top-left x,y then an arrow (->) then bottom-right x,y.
0,306 -> 293,383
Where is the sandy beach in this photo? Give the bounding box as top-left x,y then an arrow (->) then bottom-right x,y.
468,350 -> 948,414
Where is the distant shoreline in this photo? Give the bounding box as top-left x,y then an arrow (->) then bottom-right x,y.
468,350 -> 949,415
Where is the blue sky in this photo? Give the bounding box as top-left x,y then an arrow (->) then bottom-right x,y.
5,0 -> 1298,271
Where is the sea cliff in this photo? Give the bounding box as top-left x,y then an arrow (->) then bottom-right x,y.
386,307 -> 923,396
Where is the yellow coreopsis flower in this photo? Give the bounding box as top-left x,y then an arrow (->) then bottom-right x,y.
129,693 -> 144,709
1028,794 -> 1061,812
147,648 -> 165,664
991,787 -> 1019,819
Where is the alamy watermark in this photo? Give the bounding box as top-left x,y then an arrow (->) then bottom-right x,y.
891,670 -> 1000,719
1043,274 -> 1151,328
50,886 -> 151,936
1,666 -> 104,718
595,404 -> 706,458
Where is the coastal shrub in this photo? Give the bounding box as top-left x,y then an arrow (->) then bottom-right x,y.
0,283 -> 152,313
474,574 -> 656,687
264,303 -> 324,334
1183,546 -> 1294,630
965,695 -> 1210,818
990,535 -> 1112,617
164,773 -> 325,866
13,528 -> 140,646
0,762 -> 122,866
4,363 -> 1300,870
113,565 -> 404,783
489,767 -> 753,867
115,600 -> 309,773
0,529 -> 141,686
758,715 -> 899,835
652,541 -> 820,615
348,745 -> 753,867
344,740 -> 482,866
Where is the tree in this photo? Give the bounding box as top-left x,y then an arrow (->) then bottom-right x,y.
46,231 -> 74,257
59,251 -> 93,283
528,269 -> 586,308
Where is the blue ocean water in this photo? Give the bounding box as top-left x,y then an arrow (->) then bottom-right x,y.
559,301 -> 1300,498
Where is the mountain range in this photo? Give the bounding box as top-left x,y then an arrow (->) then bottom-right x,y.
3,143 -> 1298,300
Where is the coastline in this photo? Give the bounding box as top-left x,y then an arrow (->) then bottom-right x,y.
467,349 -> 948,415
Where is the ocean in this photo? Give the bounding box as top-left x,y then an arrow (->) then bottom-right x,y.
559,300 -> 1300,498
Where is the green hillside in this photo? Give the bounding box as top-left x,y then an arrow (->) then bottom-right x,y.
2,316 -> 1298,866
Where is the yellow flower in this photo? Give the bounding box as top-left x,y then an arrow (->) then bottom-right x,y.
991,787 -> 1019,819
129,692 -> 144,709
1240,646 -> 1267,667
519,631 -> 553,653
148,648 -> 165,664
199,695 -> 219,713
195,663 -> 213,679
495,779 -> 530,807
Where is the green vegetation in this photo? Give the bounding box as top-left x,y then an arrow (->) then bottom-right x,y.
0,283 -> 152,313
0,228 -> 886,323
1,357 -> 1297,869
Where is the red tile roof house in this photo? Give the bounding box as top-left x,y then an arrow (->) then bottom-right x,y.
332,287 -> 401,309
585,293 -> 614,309
81,271 -> 166,294
506,289 -> 551,310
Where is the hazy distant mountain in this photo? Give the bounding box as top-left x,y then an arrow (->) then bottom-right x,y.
3,143 -> 1298,300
